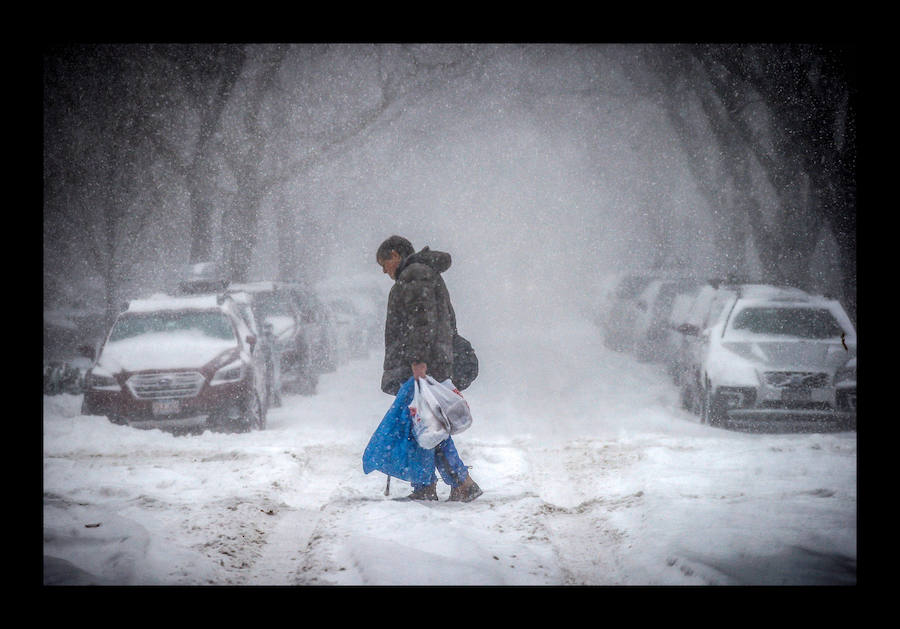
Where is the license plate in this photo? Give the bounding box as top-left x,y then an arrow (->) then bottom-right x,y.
152,399 -> 181,416
782,388 -> 811,403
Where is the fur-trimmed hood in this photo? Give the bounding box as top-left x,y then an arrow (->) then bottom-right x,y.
395,246 -> 451,278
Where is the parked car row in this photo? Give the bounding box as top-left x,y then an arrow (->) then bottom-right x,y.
225,281 -> 325,400
316,275 -> 383,365
596,274 -> 857,429
599,273 -> 700,359
76,265 -> 384,435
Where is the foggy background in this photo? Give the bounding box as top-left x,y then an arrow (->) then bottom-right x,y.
43,43 -> 856,356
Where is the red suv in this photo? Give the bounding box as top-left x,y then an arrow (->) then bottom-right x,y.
80,294 -> 267,434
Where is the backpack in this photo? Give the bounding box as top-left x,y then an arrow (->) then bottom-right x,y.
452,333 -> 478,390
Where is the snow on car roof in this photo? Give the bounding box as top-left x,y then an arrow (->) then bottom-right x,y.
733,285 -> 845,310
734,284 -> 811,301
225,290 -> 252,304
227,281 -> 303,293
228,281 -> 279,292
125,294 -> 223,313
737,296 -> 836,308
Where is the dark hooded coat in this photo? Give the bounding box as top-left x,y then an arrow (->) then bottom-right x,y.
381,247 -> 457,395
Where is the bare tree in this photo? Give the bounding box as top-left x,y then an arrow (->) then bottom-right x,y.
276,44 -> 486,284
44,45 -> 181,323
216,44 -> 290,283
694,44 -> 856,318
644,44 -> 856,316
213,44 -> 486,285
645,45 -> 753,279
155,44 -> 247,266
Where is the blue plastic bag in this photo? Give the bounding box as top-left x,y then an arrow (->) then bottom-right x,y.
362,378 -> 435,486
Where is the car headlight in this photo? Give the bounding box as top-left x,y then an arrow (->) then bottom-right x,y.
210,360 -> 246,385
708,345 -> 760,387
87,367 -> 121,391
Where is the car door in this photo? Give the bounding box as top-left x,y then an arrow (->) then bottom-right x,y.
681,287 -> 736,407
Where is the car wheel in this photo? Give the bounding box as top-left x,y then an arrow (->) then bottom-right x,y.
701,378 -> 725,427
266,359 -> 281,408
257,392 -> 267,430
268,377 -> 281,408
699,382 -> 709,424
242,392 -> 264,432
679,383 -> 693,412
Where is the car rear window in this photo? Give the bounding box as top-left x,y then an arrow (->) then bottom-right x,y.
729,307 -> 845,339
109,310 -> 236,342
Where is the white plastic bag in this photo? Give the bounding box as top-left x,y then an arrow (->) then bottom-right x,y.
409,378 -> 450,449
418,376 -> 473,435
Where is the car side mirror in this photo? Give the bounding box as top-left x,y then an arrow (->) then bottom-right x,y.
77,344 -> 95,361
677,323 -> 700,337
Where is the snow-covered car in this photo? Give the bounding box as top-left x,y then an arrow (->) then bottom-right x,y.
324,297 -> 380,362
834,357 -> 856,413
80,294 -> 267,434
661,285 -> 703,378
226,281 -> 319,394
227,290 -> 281,407
679,285 -> 857,427
600,273 -> 658,351
671,282 -> 740,398
291,289 -> 337,374
316,274 -> 384,363
631,279 -> 701,362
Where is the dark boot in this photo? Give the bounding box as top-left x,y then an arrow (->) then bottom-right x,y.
448,476 -> 483,502
407,483 -> 438,501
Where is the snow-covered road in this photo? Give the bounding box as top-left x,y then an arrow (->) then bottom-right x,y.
42,316 -> 856,585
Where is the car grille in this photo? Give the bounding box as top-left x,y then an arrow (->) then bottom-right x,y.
763,371 -> 830,388
126,372 -> 205,399
759,400 -> 834,411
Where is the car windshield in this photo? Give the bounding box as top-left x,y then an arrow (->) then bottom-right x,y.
729,307 -> 845,339
108,310 -> 236,342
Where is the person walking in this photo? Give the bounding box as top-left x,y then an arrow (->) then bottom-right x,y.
376,235 -> 482,502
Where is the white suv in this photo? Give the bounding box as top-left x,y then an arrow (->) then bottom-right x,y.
679,285 -> 857,428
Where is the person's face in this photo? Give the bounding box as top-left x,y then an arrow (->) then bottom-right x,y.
378,251 -> 402,280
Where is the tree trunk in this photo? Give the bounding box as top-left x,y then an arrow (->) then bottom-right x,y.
695,44 -> 856,311
187,164 -> 217,265
184,45 -> 247,265
225,176 -> 261,284
276,201 -> 298,283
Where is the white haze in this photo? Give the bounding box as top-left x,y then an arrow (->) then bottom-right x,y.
45,44 -> 845,321
286,44 -> 719,344
185,45 -> 723,334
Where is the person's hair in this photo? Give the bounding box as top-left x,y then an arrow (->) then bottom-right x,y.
376,235 -> 414,262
